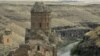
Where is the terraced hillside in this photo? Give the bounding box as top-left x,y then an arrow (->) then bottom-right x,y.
0,2 -> 100,45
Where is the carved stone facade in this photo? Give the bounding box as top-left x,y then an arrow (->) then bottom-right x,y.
8,2 -> 58,56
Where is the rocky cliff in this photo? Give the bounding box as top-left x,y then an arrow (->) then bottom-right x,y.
71,26 -> 100,56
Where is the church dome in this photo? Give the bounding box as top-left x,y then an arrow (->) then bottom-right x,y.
31,2 -> 51,13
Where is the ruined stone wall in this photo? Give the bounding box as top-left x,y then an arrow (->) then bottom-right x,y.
55,28 -> 91,40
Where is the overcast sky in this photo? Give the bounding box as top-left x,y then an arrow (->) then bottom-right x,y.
0,0 -> 100,2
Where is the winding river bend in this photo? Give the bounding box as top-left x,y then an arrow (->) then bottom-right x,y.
58,41 -> 79,56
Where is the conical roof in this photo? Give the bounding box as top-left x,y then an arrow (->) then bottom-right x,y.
31,2 -> 51,12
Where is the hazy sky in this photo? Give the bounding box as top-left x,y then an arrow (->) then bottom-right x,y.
0,0 -> 100,2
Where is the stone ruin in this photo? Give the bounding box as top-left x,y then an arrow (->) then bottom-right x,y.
0,28 -> 12,46
8,2 -> 62,56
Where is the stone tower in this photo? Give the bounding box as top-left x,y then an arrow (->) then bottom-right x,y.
25,2 -> 52,43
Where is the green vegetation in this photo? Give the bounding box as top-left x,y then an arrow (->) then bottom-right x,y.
0,44 -> 11,56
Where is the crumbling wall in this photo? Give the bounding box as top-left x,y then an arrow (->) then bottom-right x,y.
55,27 -> 91,40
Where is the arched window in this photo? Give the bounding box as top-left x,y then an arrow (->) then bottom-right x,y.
37,45 -> 40,51
39,23 -> 42,28
7,38 -> 9,43
47,23 -> 49,28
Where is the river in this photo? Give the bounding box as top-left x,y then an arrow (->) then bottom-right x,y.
58,41 -> 79,56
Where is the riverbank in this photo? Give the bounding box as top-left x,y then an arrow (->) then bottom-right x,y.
71,27 -> 100,56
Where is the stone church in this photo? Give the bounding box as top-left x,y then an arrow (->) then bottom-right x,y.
0,28 -> 12,46
8,2 -> 61,56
